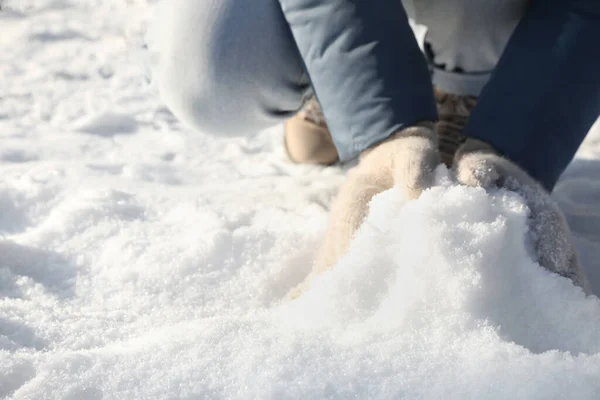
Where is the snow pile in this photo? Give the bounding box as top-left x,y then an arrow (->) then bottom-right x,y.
275,175 -> 600,399
3,172 -> 600,399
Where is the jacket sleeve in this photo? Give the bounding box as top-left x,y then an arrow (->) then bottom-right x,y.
277,0 -> 438,161
463,0 -> 600,191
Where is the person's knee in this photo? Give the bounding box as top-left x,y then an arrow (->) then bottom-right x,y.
157,63 -> 248,136
149,0 -> 243,135
157,58 -> 304,136
150,0 -> 307,136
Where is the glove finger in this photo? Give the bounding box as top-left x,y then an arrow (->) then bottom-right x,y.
453,140 -> 503,189
455,145 -> 591,293
392,135 -> 440,200
517,185 -> 592,293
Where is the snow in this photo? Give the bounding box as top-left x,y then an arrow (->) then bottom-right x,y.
1,0 -> 600,399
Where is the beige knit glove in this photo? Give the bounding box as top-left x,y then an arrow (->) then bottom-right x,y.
454,138 -> 592,294
289,123 -> 439,297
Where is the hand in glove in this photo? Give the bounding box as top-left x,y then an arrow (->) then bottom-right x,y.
289,123 -> 439,297
454,138 -> 592,294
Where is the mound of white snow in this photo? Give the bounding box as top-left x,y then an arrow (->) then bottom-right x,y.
274,173 -> 600,399
3,171 -> 600,399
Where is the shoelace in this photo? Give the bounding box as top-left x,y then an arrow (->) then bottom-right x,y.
301,92 -> 476,167
301,97 -> 327,127
435,89 -> 477,167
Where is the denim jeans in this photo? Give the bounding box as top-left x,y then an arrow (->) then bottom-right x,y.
155,0 -> 600,191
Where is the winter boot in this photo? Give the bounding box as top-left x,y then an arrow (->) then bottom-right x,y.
284,97 -> 339,165
434,87 -> 478,167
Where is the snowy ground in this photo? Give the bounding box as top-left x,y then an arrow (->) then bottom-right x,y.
2,1 -> 600,399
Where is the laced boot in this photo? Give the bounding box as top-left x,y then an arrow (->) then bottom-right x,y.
434,87 -> 478,167
284,97 -> 339,165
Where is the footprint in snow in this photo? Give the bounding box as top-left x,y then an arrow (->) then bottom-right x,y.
0,148 -> 39,163
75,112 -> 139,137
29,29 -> 91,43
